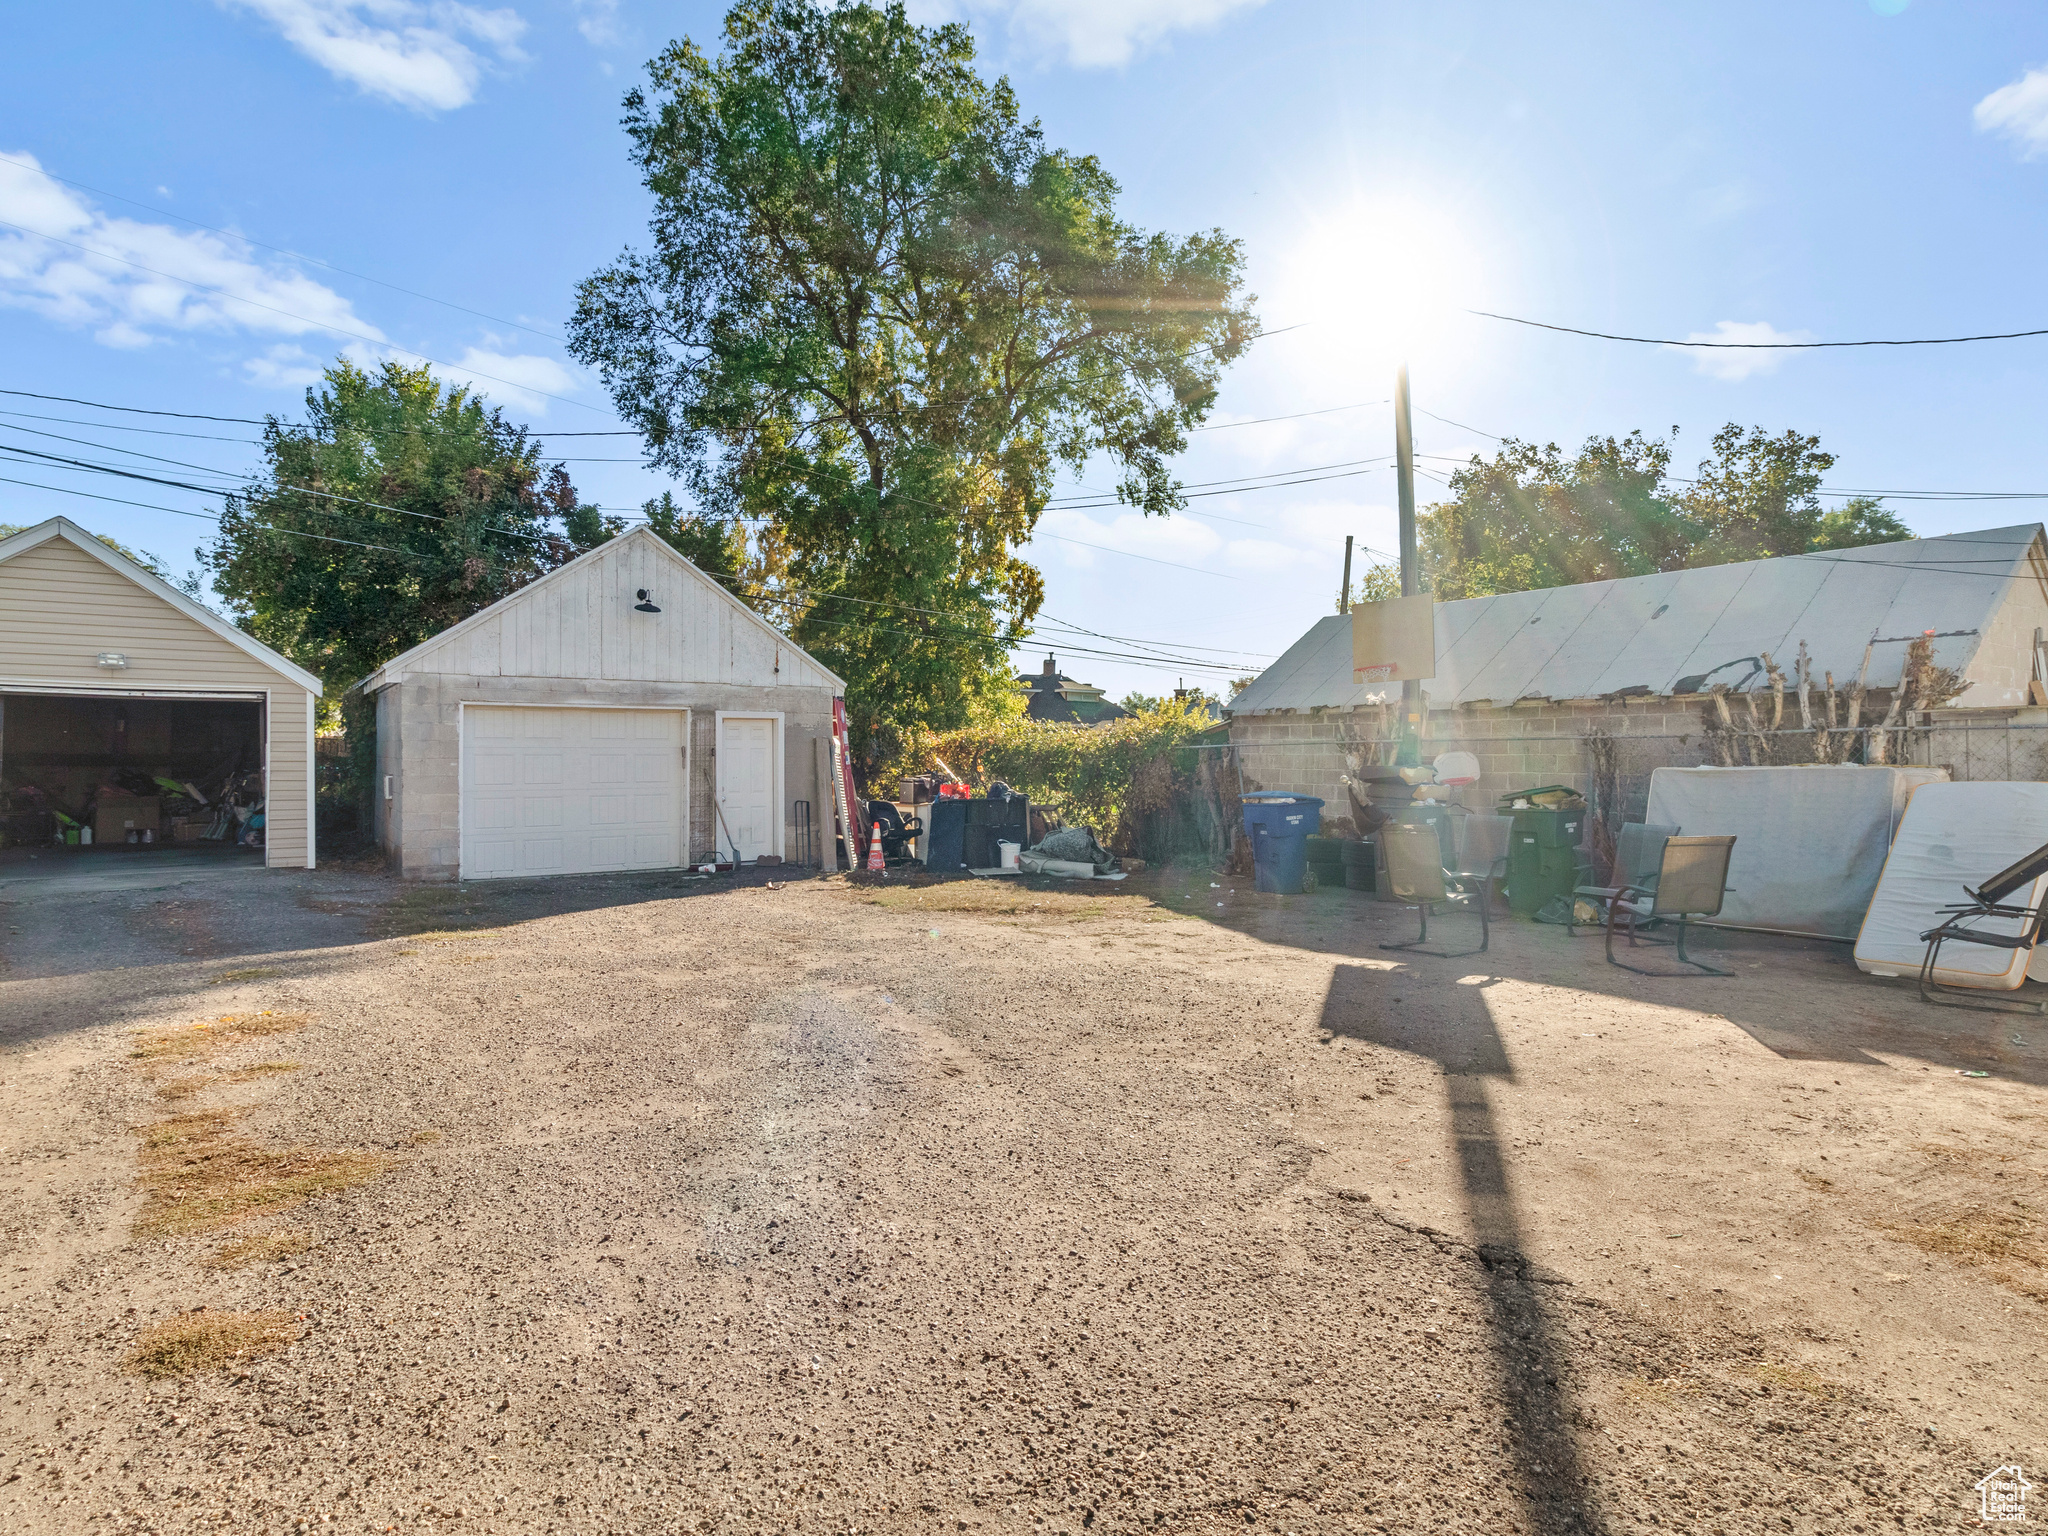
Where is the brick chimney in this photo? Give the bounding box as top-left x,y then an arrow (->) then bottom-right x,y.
1042,654 -> 1057,677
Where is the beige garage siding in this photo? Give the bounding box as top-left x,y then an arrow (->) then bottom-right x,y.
0,533 -> 318,868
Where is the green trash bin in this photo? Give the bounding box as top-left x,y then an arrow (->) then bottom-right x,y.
1506,807 -> 1585,916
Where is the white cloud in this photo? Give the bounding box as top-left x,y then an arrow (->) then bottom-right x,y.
570,0 -> 618,45
911,0 -> 1266,68
221,0 -> 528,112
1668,319 -> 1814,383
1975,65 -> 2048,158
431,343 -> 578,415
0,149 -> 384,352
242,342 -> 330,387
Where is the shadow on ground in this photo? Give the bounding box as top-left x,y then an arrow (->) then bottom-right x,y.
1135,862 -> 2048,1090
1322,962 -> 1606,1533
0,862 -> 824,1046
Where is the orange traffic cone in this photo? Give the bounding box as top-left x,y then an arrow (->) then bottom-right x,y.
866,823 -> 886,873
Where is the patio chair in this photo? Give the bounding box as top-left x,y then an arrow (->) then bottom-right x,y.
1567,822 -> 1679,939
1455,814 -> 1514,908
1378,818 -> 1503,957
1916,839 -> 2048,1015
1595,834 -> 1737,975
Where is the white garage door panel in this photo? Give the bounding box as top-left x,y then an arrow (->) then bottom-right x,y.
462,707 -> 685,879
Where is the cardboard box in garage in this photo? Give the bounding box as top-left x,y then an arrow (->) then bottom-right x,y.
95,792 -> 160,842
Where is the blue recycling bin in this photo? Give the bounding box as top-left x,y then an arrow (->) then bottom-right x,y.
1241,792 -> 1325,894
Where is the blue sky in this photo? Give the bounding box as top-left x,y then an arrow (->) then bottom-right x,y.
4,0 -> 2047,700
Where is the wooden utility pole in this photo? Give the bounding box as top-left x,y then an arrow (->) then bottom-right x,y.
1339,534 -> 1354,614
1394,364 -> 1423,764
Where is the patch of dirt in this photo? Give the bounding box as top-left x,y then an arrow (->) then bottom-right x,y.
157,1063 -> 303,1102
127,1311 -> 297,1379
131,1011 -> 311,1065
0,867 -> 2041,1535
204,966 -> 282,986
135,1109 -> 395,1237
203,1230 -> 317,1270
1878,1204 -> 2048,1300
848,873 -> 1175,923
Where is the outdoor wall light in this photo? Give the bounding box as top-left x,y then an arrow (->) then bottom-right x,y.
634,589 -> 662,613
95,652 -> 130,669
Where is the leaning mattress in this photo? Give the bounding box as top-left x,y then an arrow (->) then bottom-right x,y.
1853,781 -> 2048,989
1644,764 -> 1944,939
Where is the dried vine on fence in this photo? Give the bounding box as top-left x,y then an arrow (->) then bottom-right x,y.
1703,635 -> 1966,766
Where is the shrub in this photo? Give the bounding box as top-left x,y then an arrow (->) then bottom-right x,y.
884,700 -> 1224,849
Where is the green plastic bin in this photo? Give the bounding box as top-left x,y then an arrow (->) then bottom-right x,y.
1507,824 -> 1580,916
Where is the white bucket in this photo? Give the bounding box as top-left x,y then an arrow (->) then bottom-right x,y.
998,840 -> 1021,871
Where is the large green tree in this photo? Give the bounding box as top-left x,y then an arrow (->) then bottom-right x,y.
567,0 -> 1253,758
204,358 -> 606,766
1419,424 -> 1911,599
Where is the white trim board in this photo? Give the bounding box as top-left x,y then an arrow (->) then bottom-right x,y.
0,518 -> 324,694
0,681 -> 269,701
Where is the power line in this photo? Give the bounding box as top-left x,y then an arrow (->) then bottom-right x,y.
1189,399 -> 1385,432
0,471 -> 425,559
1030,531 -> 1243,581
1471,308 -> 2048,349
1045,454 -> 1391,505
0,152 -> 567,345
1046,463 -> 1386,510
1414,407 -> 1503,441
0,407 -> 261,444
0,216 -> 606,415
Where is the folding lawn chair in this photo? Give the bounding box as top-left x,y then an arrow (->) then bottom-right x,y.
1916,839 -> 2048,1015
1592,834 -> 1737,976
1378,817 -> 1507,958
1567,822 -> 1678,939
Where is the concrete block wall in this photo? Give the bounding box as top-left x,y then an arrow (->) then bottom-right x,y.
1231,696 -> 1721,826
375,673 -> 837,880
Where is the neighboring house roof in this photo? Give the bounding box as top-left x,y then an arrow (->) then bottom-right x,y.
1230,525 -> 2048,715
356,526 -> 845,693
1017,653 -> 1132,723
0,516 -> 323,694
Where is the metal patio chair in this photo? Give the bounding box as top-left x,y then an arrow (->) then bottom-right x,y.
1378,818 -> 1503,958
1567,821 -> 1679,939
1917,839 -> 2048,1015
1596,834 -> 1737,975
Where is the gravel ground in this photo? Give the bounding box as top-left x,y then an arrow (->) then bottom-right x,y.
0,859 -> 2042,1534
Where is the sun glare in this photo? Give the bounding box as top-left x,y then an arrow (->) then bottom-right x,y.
1273,196 -> 1485,367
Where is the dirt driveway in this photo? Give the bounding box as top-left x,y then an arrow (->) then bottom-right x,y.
1,860 -> 2042,1534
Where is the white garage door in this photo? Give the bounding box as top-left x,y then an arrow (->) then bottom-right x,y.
462,707 -> 685,879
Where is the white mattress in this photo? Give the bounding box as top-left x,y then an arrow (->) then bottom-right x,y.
1853,781 -> 2048,989
1644,765 -> 1946,939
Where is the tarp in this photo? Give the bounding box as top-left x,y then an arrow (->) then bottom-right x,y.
1645,765 -> 1947,940
1854,781 -> 2048,988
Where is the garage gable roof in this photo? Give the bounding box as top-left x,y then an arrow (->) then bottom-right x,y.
357,525 -> 846,691
0,517 -> 323,694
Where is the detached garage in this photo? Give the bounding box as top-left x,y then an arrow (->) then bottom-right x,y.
0,517 -> 321,868
359,526 -> 843,881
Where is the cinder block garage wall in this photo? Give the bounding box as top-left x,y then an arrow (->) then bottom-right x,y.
375,673 -> 835,880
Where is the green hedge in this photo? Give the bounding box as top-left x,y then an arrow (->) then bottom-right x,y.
883,701 -> 1220,837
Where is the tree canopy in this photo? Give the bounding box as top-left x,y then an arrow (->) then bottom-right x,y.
1418,423 -> 1910,600
567,0 -> 1253,755
203,358 -> 606,738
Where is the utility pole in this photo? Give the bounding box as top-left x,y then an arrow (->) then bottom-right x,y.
1394,364 -> 1423,764
1339,534 -> 1354,614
